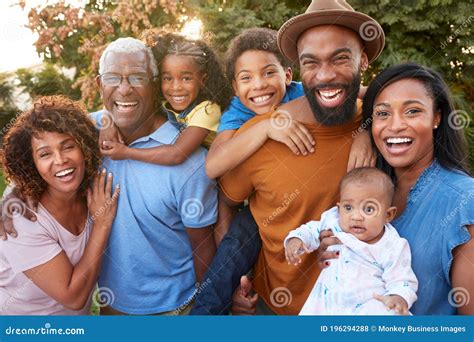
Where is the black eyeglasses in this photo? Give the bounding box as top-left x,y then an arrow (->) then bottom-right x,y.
98,72 -> 157,87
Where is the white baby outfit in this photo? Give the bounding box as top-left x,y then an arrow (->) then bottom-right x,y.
284,207 -> 418,315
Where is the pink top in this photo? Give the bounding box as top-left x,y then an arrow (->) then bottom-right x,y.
0,203 -> 92,315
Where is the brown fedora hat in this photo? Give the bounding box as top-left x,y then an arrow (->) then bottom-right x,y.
277,0 -> 385,64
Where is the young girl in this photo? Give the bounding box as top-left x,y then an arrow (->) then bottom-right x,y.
99,32 -> 233,165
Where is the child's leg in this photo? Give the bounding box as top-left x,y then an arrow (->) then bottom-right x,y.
190,206 -> 261,315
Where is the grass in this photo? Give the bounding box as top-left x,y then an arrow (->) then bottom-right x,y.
0,174 -> 5,195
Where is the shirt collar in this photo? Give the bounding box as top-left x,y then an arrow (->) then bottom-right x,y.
129,120 -> 180,146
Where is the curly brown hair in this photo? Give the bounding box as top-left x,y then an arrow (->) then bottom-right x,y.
1,95 -> 100,201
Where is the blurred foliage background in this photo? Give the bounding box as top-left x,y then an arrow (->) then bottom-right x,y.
0,0 -> 472,176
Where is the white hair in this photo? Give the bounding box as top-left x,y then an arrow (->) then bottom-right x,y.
99,37 -> 158,77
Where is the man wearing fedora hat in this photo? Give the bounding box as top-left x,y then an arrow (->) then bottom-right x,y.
213,0 -> 387,315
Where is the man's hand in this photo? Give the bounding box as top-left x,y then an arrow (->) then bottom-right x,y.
285,237 -> 310,265
0,187 -> 38,240
100,141 -> 131,160
316,229 -> 341,269
231,275 -> 258,315
373,294 -> 409,315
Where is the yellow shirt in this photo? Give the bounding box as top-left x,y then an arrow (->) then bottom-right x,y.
164,100 -> 221,148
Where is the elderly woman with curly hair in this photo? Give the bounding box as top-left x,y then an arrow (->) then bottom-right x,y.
0,95 -> 119,315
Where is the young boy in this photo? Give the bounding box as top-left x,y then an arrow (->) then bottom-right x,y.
285,167 -> 418,315
191,28 -> 373,315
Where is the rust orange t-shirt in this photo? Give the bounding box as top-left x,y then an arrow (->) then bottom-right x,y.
219,109 -> 362,315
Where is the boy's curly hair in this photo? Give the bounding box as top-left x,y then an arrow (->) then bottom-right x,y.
1,95 -> 100,201
225,28 -> 292,82
143,31 -> 233,111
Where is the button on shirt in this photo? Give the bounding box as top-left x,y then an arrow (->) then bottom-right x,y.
392,161 -> 474,315
91,112 -> 218,314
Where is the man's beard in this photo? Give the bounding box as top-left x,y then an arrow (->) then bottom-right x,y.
303,73 -> 361,126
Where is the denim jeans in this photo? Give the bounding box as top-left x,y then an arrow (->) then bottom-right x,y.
190,206 -> 262,315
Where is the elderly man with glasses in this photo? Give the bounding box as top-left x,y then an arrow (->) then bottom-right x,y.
92,37 -> 218,315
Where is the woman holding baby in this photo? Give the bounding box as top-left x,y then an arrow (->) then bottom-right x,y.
318,63 -> 474,315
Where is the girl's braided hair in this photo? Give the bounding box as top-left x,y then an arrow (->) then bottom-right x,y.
143,31 -> 233,111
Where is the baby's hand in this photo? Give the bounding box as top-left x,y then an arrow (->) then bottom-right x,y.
285,237 -> 310,265
100,141 -> 131,160
373,294 -> 409,315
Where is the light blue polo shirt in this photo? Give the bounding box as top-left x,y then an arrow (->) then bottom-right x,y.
91,112 -> 218,314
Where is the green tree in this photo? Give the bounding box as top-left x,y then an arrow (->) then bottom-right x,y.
188,0 -> 299,53
0,73 -> 17,112
0,72 -> 19,140
19,0 -> 473,165
350,0 -> 473,167
25,0 -> 182,109
16,64 -> 81,100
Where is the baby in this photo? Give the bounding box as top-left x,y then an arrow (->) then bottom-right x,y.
284,167 -> 418,315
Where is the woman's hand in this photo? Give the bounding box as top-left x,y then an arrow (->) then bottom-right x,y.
23,169 -> 120,311
347,130 -> 376,171
316,229 -> 341,269
266,114 -> 315,156
87,169 -> 120,230
285,237 -> 310,265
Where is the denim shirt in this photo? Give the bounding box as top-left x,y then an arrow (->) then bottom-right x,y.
392,160 -> 474,315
